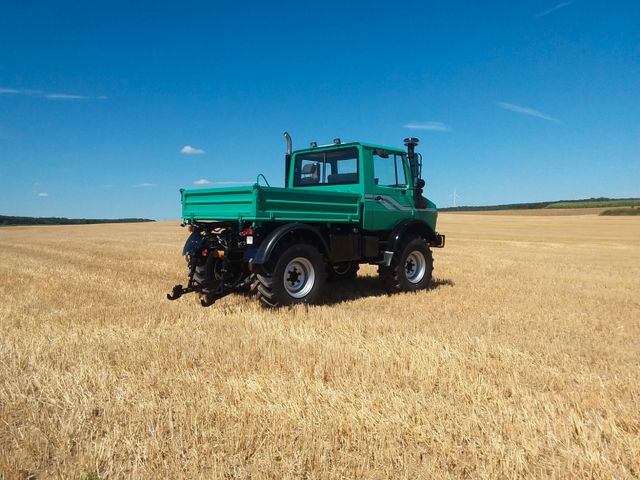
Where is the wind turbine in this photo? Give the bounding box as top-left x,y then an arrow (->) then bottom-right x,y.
450,188 -> 461,207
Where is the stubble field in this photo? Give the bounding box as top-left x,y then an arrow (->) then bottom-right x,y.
1,213 -> 639,479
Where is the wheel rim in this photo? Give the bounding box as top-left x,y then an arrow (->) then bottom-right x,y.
283,257 -> 315,298
405,251 -> 426,284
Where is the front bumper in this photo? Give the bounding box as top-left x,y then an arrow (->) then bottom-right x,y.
432,233 -> 445,248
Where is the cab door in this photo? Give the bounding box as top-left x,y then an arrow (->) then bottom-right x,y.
364,149 -> 414,231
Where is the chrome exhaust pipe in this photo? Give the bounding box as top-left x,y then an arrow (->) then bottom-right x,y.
284,131 -> 292,186
284,131 -> 292,155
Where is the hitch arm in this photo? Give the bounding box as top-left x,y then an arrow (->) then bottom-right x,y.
166,284 -> 193,301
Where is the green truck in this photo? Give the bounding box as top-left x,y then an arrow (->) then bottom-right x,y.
168,133 -> 445,307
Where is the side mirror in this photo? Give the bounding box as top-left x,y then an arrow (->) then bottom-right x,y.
415,178 -> 425,189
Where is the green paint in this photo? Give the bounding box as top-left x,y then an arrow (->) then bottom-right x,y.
182,142 -> 438,233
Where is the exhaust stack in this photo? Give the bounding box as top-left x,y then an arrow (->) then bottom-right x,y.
284,132 -> 292,186
403,137 -> 419,176
284,131 -> 292,155
404,137 -> 427,208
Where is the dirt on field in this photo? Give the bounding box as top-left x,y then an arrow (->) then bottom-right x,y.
1,214 -> 639,479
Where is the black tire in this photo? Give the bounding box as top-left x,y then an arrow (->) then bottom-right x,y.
378,236 -> 433,292
327,261 -> 359,282
193,257 -> 244,291
192,254 -> 216,289
256,240 -> 327,307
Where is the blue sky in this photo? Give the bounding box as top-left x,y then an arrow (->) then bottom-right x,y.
1,1 -> 638,218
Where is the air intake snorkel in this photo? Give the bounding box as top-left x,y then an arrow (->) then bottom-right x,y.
284,131 -> 292,186
404,137 -> 427,208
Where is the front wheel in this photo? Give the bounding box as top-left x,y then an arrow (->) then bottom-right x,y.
256,241 -> 326,307
379,236 -> 433,292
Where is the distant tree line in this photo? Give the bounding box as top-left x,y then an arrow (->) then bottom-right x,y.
1,216 -> 155,226
441,201 -> 555,212
600,207 -> 640,216
440,197 -> 640,212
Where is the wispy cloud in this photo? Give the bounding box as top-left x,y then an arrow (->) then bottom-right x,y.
0,87 -> 106,100
535,1 -> 572,18
0,87 -> 43,95
497,101 -> 562,123
133,182 -> 156,188
46,93 -> 107,100
193,179 -> 211,185
181,145 -> 205,155
32,182 -> 49,197
403,121 -> 451,132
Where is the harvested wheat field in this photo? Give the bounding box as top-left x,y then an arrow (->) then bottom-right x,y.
1,214 -> 639,479
448,206 -> 633,216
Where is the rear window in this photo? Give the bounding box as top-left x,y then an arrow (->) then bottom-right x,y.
293,147 -> 359,187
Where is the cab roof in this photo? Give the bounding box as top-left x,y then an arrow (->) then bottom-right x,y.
293,141 -> 406,155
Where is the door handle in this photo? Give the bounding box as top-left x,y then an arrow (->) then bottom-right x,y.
375,196 -> 383,201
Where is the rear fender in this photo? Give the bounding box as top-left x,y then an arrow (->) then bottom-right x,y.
250,223 -> 329,267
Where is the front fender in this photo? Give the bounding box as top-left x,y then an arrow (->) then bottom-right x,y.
387,219 -> 437,253
380,219 -> 442,266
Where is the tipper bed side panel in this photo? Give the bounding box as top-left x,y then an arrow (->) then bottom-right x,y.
182,185 -> 361,223
255,187 -> 360,223
182,186 -> 256,221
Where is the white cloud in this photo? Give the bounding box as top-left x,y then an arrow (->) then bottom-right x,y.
37,192 -> 49,197
46,93 -> 91,99
535,2 -> 572,18
403,121 -> 451,132
133,182 -> 156,188
0,87 -> 42,95
497,102 -> 562,123
181,145 -> 205,155
193,179 -> 211,185
0,87 -> 106,100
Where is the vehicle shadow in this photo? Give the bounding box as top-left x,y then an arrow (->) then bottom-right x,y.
317,276 -> 455,306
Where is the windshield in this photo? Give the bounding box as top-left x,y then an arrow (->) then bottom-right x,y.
293,147 -> 359,187
373,149 -> 407,187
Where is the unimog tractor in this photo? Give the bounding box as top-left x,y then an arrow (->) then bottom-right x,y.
167,133 -> 445,307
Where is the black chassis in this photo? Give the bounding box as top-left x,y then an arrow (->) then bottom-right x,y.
167,219 -> 445,306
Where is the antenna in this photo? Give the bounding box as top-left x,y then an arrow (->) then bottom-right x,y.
450,188 -> 461,207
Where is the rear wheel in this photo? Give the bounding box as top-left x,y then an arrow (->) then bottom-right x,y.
256,241 -> 326,307
327,261 -> 359,282
379,236 -> 433,292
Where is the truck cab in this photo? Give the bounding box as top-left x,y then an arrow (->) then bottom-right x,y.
288,141 -> 437,232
